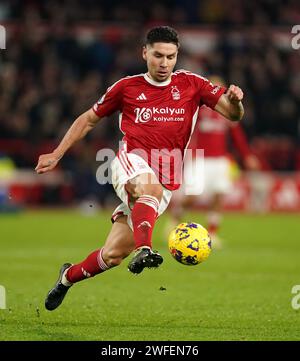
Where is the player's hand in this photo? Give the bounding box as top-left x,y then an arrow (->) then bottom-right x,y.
35,153 -> 60,174
226,85 -> 243,104
244,154 -> 261,171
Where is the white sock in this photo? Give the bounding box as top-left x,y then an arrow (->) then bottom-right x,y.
61,268 -> 73,287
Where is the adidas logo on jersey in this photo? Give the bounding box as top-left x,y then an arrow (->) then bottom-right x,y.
136,93 -> 147,100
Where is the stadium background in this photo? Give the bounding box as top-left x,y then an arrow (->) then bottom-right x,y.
0,0 -> 300,341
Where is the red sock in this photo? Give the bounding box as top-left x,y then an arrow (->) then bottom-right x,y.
66,248 -> 109,283
131,195 -> 159,249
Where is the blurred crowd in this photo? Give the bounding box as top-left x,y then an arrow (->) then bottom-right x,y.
1,0 -> 300,25
0,0 -> 300,203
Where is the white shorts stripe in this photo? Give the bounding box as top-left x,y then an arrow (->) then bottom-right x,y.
121,150 -> 135,173
118,152 -> 134,176
117,153 -> 130,176
119,151 -> 135,176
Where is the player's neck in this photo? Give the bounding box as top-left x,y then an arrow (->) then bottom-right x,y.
145,72 -> 172,86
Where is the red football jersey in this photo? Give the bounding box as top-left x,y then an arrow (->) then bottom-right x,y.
93,70 -> 225,190
191,106 -> 251,159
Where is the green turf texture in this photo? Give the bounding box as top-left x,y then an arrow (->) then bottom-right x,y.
0,210 -> 299,341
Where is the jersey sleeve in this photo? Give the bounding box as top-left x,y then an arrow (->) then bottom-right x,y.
92,78 -> 125,118
192,74 -> 226,109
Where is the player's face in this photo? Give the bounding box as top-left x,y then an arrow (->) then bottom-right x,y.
143,42 -> 178,82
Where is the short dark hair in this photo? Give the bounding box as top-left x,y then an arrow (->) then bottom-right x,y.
145,26 -> 179,47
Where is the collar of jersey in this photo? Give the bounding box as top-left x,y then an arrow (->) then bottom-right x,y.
144,73 -> 172,87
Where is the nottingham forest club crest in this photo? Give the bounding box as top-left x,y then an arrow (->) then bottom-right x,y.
171,86 -> 180,100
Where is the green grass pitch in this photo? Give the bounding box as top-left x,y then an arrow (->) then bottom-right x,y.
0,210 -> 299,341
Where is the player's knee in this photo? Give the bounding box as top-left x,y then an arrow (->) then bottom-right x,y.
126,173 -> 163,201
152,186 -> 163,202
142,184 -> 163,202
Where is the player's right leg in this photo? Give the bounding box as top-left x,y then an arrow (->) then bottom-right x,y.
45,216 -> 134,311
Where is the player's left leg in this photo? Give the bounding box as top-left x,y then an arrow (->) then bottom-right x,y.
45,216 -> 134,311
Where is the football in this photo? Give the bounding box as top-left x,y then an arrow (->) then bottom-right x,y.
168,222 -> 212,265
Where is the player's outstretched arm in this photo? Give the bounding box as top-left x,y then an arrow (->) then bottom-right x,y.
35,108 -> 101,174
214,85 -> 244,121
